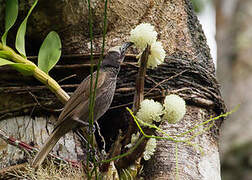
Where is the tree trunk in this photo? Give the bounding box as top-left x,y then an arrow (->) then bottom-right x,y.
0,0 -> 225,179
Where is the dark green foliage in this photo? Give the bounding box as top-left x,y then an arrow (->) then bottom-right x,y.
1,0 -> 18,45
15,0 -> 38,56
1,0 -> 61,76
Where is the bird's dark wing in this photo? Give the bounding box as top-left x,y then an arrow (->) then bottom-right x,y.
54,71 -> 107,128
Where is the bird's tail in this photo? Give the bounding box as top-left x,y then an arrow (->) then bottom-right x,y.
31,127 -> 63,169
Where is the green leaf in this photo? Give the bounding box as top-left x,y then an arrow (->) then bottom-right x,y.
38,31 -> 62,74
1,0 -> 18,46
0,58 -> 14,66
0,57 -> 35,76
15,0 -> 38,57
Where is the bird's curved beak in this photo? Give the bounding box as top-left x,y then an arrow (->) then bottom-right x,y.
121,42 -> 134,54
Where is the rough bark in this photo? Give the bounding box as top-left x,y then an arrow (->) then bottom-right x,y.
0,0 -> 225,179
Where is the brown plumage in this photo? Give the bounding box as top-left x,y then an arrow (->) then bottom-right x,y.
31,42 -> 132,168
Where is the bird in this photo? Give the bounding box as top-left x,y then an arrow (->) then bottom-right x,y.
31,42 -> 133,168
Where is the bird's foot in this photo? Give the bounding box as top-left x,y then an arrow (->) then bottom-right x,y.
87,148 -> 99,161
88,124 -> 96,134
73,117 -> 92,128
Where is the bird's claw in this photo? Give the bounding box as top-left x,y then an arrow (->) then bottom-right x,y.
88,124 -> 96,134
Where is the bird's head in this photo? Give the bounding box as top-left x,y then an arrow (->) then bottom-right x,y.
102,42 -> 133,69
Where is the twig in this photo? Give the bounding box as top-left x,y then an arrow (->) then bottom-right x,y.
145,70 -> 188,96
145,75 -> 165,90
0,129 -> 81,168
95,121 -> 106,155
28,91 -> 63,112
58,74 -> 77,83
0,103 -> 38,115
0,163 -> 28,179
1,84 -> 80,93
116,87 -> 135,93
109,102 -> 133,110
100,130 -> 124,172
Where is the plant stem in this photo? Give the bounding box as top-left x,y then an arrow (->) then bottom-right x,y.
100,136 -> 145,164
133,45 -> 150,112
0,43 -> 69,104
86,0 -> 97,178
89,0 -> 108,177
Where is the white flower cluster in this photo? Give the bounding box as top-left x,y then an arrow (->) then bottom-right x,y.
147,41 -> 166,69
136,99 -> 163,125
143,138 -> 157,160
162,94 -> 186,124
125,132 -> 140,149
129,23 -> 166,69
130,23 -> 157,50
136,95 -> 186,125
133,95 -> 186,161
